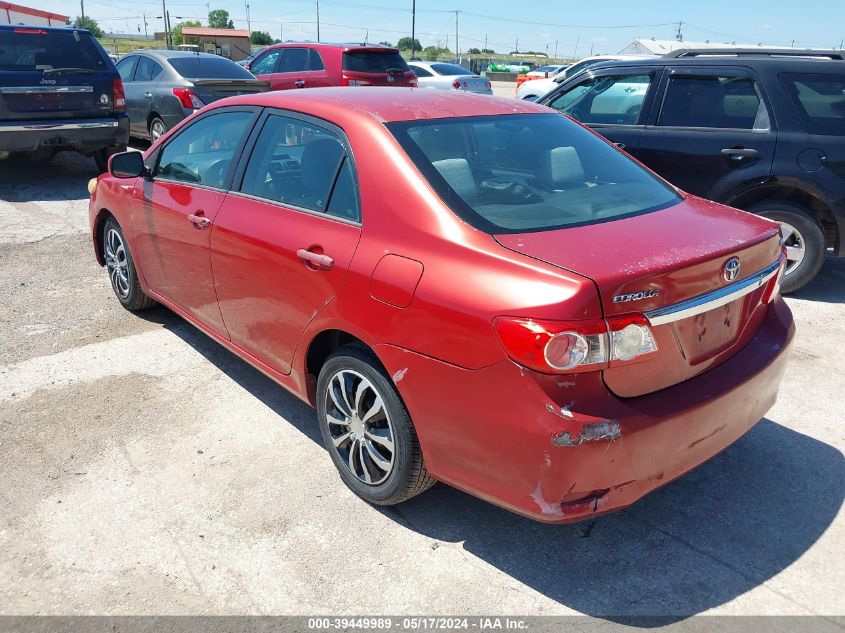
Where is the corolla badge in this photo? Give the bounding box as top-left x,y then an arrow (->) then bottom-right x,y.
612,288 -> 659,303
722,257 -> 741,282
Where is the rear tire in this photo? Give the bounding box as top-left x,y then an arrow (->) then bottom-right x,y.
149,117 -> 167,143
316,345 -> 435,506
102,218 -> 156,311
747,201 -> 825,293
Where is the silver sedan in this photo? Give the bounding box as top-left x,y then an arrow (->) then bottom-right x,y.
407,61 -> 493,95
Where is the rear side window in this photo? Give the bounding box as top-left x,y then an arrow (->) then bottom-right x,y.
135,57 -> 163,82
658,75 -> 770,130
309,50 -> 325,71
157,111 -> 254,188
240,115 -> 359,220
169,56 -> 254,79
547,74 -> 652,126
388,113 -> 680,234
0,30 -> 108,71
343,50 -> 409,73
781,73 -> 845,136
409,65 -> 432,78
279,48 -> 308,73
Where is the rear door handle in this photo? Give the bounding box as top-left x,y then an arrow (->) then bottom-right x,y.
721,147 -> 759,160
297,248 -> 333,270
143,92 -> 153,99
294,79 -> 306,88
188,211 -> 211,229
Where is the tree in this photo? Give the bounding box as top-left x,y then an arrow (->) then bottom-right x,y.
250,31 -> 273,45
481,48 -> 495,54
397,36 -> 422,52
466,47 -> 481,54
378,41 -> 393,47
72,16 -> 103,38
421,45 -> 451,61
208,9 -> 234,29
172,20 -> 201,46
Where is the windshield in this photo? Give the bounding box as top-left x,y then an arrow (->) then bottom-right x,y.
169,56 -> 254,79
343,50 -> 409,73
430,63 -> 473,76
0,29 -> 108,72
388,113 -> 681,234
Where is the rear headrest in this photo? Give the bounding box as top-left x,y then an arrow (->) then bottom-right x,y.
300,137 -> 344,195
540,146 -> 585,188
432,158 -> 477,203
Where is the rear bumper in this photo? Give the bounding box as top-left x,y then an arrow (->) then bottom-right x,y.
374,297 -> 794,523
0,114 -> 129,152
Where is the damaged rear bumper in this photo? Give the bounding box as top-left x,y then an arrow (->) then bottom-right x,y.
374,297 -> 794,523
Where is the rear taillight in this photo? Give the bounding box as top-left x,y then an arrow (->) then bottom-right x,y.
112,78 -> 125,111
172,87 -> 205,109
763,254 -> 788,304
409,78 -> 418,87
493,315 -> 658,374
485,81 -> 491,88
452,80 -> 461,89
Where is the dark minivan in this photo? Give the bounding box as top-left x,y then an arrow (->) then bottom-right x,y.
539,49 -> 845,291
0,25 -> 129,171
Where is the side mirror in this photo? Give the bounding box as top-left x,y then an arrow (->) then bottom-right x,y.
109,151 -> 146,179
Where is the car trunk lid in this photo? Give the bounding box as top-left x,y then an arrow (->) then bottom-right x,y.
0,28 -> 115,121
495,197 -> 783,397
451,75 -> 490,93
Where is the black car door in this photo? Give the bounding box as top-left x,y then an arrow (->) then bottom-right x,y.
635,65 -> 777,201
542,66 -> 663,157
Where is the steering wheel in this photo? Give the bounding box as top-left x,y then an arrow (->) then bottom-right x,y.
204,159 -> 229,188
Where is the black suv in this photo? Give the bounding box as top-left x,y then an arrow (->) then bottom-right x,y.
538,49 -> 845,291
0,25 -> 129,172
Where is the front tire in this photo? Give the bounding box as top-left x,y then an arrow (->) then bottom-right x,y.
102,218 -> 156,311
316,345 -> 435,505
747,201 -> 826,293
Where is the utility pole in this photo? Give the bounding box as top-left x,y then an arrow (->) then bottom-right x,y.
364,28 -> 368,44
80,0 -> 85,22
142,13 -> 148,38
515,38 -> 518,53
484,34 -> 487,52
572,35 -> 579,59
410,0 -> 416,58
245,2 -> 251,36
280,23 -> 283,41
675,20 -> 683,41
454,10 -> 460,59
554,39 -> 558,60
316,0 -> 320,42
161,0 -> 169,48
166,10 -> 172,48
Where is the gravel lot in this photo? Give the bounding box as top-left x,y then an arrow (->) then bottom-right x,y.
0,147 -> 843,620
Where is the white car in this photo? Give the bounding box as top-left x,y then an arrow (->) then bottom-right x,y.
525,64 -> 565,78
515,55 -> 655,100
407,61 -> 493,95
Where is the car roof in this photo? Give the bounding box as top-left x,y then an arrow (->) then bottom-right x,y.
581,55 -> 845,72
131,50 -> 229,61
218,87 -> 547,123
263,41 -> 399,52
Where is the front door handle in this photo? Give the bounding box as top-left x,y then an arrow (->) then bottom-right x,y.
297,248 -> 333,270
144,91 -> 153,99
188,211 -> 211,229
294,79 -> 306,88
721,147 -> 759,160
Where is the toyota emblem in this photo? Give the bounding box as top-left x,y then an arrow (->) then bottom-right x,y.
386,74 -> 395,83
722,257 -> 741,282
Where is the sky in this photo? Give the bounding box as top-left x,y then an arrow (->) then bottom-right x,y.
53,0 -> 845,56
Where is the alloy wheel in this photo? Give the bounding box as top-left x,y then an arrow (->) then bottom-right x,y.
104,228 -> 130,298
150,120 -> 166,142
324,369 -> 396,485
780,221 -> 806,276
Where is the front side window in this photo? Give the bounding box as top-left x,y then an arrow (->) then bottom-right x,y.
279,48 -> 309,73
548,74 -> 652,125
156,111 -> 254,188
251,49 -> 281,75
781,72 -> 845,136
134,57 -> 163,82
658,75 -> 769,130
240,115 -> 359,220
388,113 -> 680,234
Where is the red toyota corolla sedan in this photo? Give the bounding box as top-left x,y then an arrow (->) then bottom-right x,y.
88,88 -> 794,523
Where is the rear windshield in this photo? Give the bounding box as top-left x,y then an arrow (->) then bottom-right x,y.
430,63 -> 472,76
388,113 -> 681,234
0,29 -> 108,72
169,56 -> 254,79
343,50 -> 409,73
781,72 -> 845,136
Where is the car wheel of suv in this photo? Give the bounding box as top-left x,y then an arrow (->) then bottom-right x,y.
149,117 -> 167,143
316,345 -> 435,505
102,218 -> 156,311
748,201 -> 826,293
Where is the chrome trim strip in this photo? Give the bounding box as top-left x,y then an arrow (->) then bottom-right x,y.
0,119 -> 119,132
0,86 -> 94,94
644,260 -> 781,327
